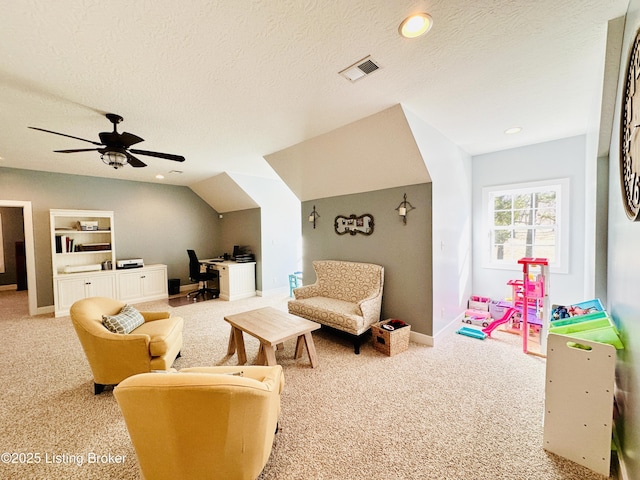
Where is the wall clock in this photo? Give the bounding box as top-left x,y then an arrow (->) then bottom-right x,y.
620,29 -> 640,221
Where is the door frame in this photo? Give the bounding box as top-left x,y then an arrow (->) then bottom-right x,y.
0,200 -> 37,315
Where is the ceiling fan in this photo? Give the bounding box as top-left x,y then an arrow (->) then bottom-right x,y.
29,113 -> 186,169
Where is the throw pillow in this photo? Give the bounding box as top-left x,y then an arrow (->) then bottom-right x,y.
102,304 -> 145,334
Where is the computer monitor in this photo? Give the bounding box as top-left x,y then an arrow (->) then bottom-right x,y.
232,245 -> 242,259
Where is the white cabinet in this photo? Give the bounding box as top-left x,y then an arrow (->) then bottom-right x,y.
214,262 -> 256,301
50,209 -> 168,317
54,273 -> 116,316
117,265 -> 168,304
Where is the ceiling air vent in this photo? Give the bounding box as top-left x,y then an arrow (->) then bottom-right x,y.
339,56 -> 381,82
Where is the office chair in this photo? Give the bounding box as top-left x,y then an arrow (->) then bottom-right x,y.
187,250 -> 219,300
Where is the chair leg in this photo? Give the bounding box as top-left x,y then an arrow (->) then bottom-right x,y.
353,333 -> 368,354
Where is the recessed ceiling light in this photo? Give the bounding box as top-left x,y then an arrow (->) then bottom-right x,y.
399,13 -> 433,38
504,127 -> 522,135
155,174 -> 165,179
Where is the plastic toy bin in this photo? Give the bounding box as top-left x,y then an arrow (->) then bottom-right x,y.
549,315 -> 623,350
550,310 -> 608,327
371,320 -> 410,356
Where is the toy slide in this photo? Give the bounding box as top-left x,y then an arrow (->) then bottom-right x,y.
482,307 -> 518,336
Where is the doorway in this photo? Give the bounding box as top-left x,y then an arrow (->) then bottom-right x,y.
0,200 -> 37,316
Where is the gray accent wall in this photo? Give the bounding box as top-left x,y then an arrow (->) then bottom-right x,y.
218,208 -> 262,291
301,183 -> 433,336
0,167 -> 222,307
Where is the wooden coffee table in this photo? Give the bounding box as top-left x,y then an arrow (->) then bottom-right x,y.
224,307 -> 321,368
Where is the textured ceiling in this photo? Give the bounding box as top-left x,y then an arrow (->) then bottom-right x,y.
266,104 -> 431,201
0,1 -> 629,195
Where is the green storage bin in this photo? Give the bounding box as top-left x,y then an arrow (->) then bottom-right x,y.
549,317 -> 614,335
550,310 -> 608,328
564,326 -> 624,350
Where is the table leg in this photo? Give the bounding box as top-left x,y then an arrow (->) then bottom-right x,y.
263,344 -> 277,366
303,332 -> 318,368
294,336 -> 305,359
227,326 -> 236,355
256,343 -> 265,365
233,328 -> 247,365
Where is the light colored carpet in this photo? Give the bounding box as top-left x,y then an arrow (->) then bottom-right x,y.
0,290 -> 611,479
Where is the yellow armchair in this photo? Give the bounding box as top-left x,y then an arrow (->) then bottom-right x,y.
114,366 -> 284,480
70,297 -> 184,394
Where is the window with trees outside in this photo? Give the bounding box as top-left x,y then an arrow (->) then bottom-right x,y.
482,178 -> 569,273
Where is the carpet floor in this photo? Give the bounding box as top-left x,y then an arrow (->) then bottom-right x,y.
0,290 -> 612,479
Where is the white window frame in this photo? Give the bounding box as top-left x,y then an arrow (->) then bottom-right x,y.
481,178 -> 570,274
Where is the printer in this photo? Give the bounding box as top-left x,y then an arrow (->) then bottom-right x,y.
116,258 -> 144,269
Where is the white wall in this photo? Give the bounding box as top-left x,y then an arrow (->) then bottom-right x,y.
471,136 -> 588,308
228,173 -> 301,296
606,1 -> 640,477
403,106 -> 473,337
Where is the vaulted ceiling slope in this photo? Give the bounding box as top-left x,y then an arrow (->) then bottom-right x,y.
265,104 -> 430,201
190,173 -> 260,213
0,1 -> 628,207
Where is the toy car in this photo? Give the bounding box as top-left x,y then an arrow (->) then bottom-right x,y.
462,314 -> 491,328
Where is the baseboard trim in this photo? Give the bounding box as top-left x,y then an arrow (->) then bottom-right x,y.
407,312 -> 467,347
0,284 -> 18,291
259,286 -> 289,297
410,330 -> 433,346
435,312 -> 467,339
179,283 -> 198,293
38,305 -> 54,315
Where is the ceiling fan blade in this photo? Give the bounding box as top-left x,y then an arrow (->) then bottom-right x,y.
129,148 -> 185,162
120,132 -> 144,147
28,126 -> 103,146
125,152 -> 147,168
54,148 -> 101,153
99,131 -> 144,148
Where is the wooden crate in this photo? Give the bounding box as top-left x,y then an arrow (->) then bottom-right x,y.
371,320 -> 410,356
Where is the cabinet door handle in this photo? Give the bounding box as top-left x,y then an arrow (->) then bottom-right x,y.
85,282 -> 91,285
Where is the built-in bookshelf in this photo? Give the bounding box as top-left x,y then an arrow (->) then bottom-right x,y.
50,209 -> 116,275
49,208 -> 168,317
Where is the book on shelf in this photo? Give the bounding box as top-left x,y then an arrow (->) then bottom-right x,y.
55,235 -> 75,253
77,243 -> 111,252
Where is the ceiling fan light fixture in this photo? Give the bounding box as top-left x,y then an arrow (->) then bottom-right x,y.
399,13 -> 433,38
101,151 -> 128,169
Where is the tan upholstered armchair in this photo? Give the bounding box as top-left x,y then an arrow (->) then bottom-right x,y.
70,297 -> 184,394
114,366 -> 284,480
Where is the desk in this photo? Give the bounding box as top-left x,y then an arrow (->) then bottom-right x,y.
202,260 -> 256,301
